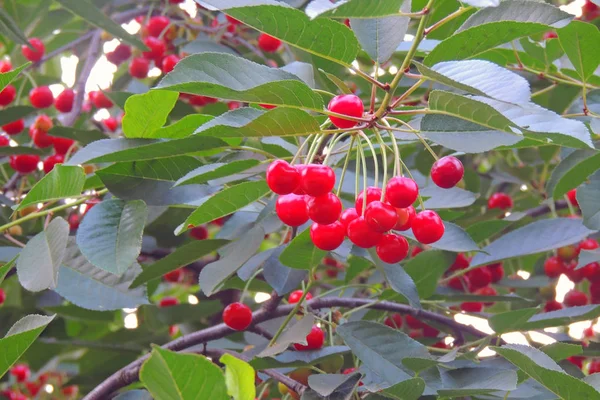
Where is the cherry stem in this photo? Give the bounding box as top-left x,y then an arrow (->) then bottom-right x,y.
291,134 -> 315,165
268,280 -> 314,347
358,131 -> 379,188
413,130 -> 439,161
370,63 -> 379,114
355,141 -> 361,200
239,268 -> 262,304
350,66 -> 389,91
423,6 -> 473,36
372,128 -> 389,200
380,119 -> 402,177
323,132 -> 352,165
389,78 -> 426,110
564,193 -> 576,215
336,136 -> 356,197
357,137 -> 369,216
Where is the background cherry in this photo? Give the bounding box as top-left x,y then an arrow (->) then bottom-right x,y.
339,207 -> 359,231
43,154 -> 64,174
162,54 -> 180,73
430,156 -> 464,189
544,256 -> 565,278
223,302 -> 252,331
21,38 -> 45,62
2,119 -> 25,135
567,189 -> 578,207
385,177 -> 418,208
159,297 -> 179,307
327,94 -> 364,129
288,290 -> 312,304
147,16 -> 171,37
189,225 -> 208,240
394,206 -> 415,231
10,154 -> 39,174
29,86 -> 54,108
0,85 -> 16,106
384,314 -> 403,329
55,89 -> 75,112
488,192 -> 513,210
564,290 -> 588,307
129,57 -> 150,78
412,210 -> 444,244
294,325 -> 324,351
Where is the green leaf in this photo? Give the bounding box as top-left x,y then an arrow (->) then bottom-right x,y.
152,114 -> 214,139
466,220 -> 513,243
578,249 -> 600,269
381,377 -> 425,400
304,373 -> 362,399
259,314 -> 315,357
579,171 -> 600,230
48,126 -> 107,145
55,0 -> 147,49
220,353 -> 256,400
541,343 -> 583,362
403,250 -> 455,299
97,157 -> 203,183
17,165 -> 86,210
16,217 -> 69,292
471,218 -> 597,267
175,160 -> 261,186
490,305 -> 600,333
76,199 -> 147,276
140,347 -> 228,400
0,62 -> 30,92
176,180 -> 270,235
0,314 -> 55,379
280,228 -> 327,271
122,90 -> 179,138
0,146 -> 44,155
130,239 -> 229,288
558,21 -> 600,82
0,256 -> 17,285
140,301 -> 223,327
402,221 -> 479,253
315,0 -> 406,18
438,368 -> 518,397
263,247 -> 307,295
181,37 -> 238,56
350,11 -> 410,64
202,2 -> 360,66
0,105 -> 35,126
336,321 -> 431,386
493,344 -> 600,399
546,149 -> 600,199
424,1 -> 573,66
0,8 -> 30,45
157,53 -> 323,110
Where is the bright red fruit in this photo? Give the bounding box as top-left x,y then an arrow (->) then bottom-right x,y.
405,315 -> 425,329
159,297 -> 179,307
163,268 -> 183,283
590,360 -> 600,374
10,154 -> 39,174
294,325 -> 324,351
543,31 -> 558,40
21,38 -> 45,62
376,233 -> 409,264
189,225 -> 209,240
567,189 -> 579,207
487,262 -> 504,283
0,136 -> 8,147
0,288 -> 5,305
43,154 -> 64,174
460,302 -> 483,313
487,192 -> 513,210
544,300 -> 563,312
411,246 -> 423,257
2,119 -> 24,135
580,239 -> 599,250
258,34 -> 282,52
223,302 -> 252,331
365,201 -> 398,233
448,275 -> 470,292
475,286 -> 497,306
29,86 -> 54,108
226,15 -> 241,25
394,206 -> 415,231
55,89 -> 75,112
53,136 -> 75,154
289,290 -> 312,304
449,253 -> 470,272
384,314 -> 403,329
564,290 -> 588,307
355,186 -> 382,215
422,325 -> 439,338
129,57 -> 150,78
276,194 -> 309,227
106,43 -> 132,65
91,91 -> 114,109
544,256 -> 565,278
347,216 -> 383,248
308,193 -> 342,225
467,267 -> 492,290
0,84 -> 16,106
340,207 -> 359,231
430,156 -> 464,189
310,221 -> 345,251
162,54 -> 180,73
583,262 -> 600,282
147,16 -> 171,37
267,160 -> 300,194
567,356 -> 584,369
103,117 -> 119,132
327,94 -> 364,129
385,177 -> 419,208
0,60 -> 12,72
143,37 -> 166,60
300,164 -> 335,197
10,364 -> 30,382
412,210 -> 444,244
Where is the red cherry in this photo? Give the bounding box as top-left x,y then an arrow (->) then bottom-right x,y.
162,54 -> 180,74
10,154 -> 39,174
2,119 -> 24,135
68,213 -> 80,230
385,177 -> 419,208
53,136 -> 75,155
223,302 -> 252,330
487,192 -> 513,210
0,135 -> 10,146
347,216 -> 383,248
62,385 -> 78,396
0,84 -> 16,106
430,156 -> 464,189
376,233 -> 409,264
189,225 -> 209,240
259,103 -> 276,110
564,290 -> 588,307
487,263 -> 504,283
411,246 -> 423,257
300,164 -> 335,197
384,314 -> 403,329
460,302 -> 483,313
10,364 -> 30,382
405,315 -> 425,330
55,89 -> 75,113
544,300 -> 563,312
448,275 -> 470,292
91,91 -> 114,109
339,207 -> 359,231
308,193 -> 342,225
228,101 -> 242,110
475,286 -> 497,306
355,186 -> 382,215
294,325 -> 324,351
0,288 -> 5,305
467,267 -> 492,290
147,16 -> 171,37
422,324 -> 439,338
288,290 -> 312,304
107,43 -> 132,65
163,268 -> 183,283
29,86 -> 54,108
276,194 -> 309,227
449,253 -> 470,272
327,94 -> 364,129
567,356 -> 584,369
226,15 -> 242,25
412,210 -> 444,244
580,239 -> 599,250
583,262 -> 600,282
21,38 -> 45,62
544,256 -> 565,278
43,154 -> 64,174
566,262 -> 585,283
567,189 -> 579,207
33,115 -> 53,132
258,34 -> 282,52
0,60 -> 12,72
129,57 -> 150,78
267,160 -> 301,194
364,201 -> 398,233
143,37 -> 166,60
310,221 -> 345,251
394,206 -> 415,231
159,297 -> 179,307
543,31 -> 558,40
590,360 -> 600,374
102,117 -> 119,132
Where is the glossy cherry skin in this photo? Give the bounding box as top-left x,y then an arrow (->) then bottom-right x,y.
544,300 -> 563,312
411,246 -> 423,258
43,154 -> 64,174
294,325 -> 325,351
91,91 -> 114,109
53,136 -> 75,155
467,267 -> 492,290
300,164 -> 335,197
347,216 -> 384,248
21,38 -> 45,62
55,89 -> 75,113
487,262 -> 504,283
129,57 -> 150,79
10,364 -> 30,382
327,94 -> 364,129
159,296 -> 179,307
147,16 -> 171,37
412,210 -> 444,244
103,117 -> 119,132
163,268 -> 183,283
288,290 -> 312,304
460,302 -> 483,313
29,86 -> 54,108
566,189 -> 579,207
384,314 -> 403,329
580,238 -> 599,250
2,119 -> 24,135
0,288 -> 5,306
31,128 -> 53,149
394,206 -> 415,231
430,156 -> 464,189
276,194 -> 309,227
189,225 -> 209,240
339,207 -> 359,231
376,233 -> 409,264
0,60 -> 11,73
449,253 -> 470,272
385,177 -> 419,208
223,302 -> 253,331
584,262 -> 600,282
267,160 -> 301,195
355,186 -> 382,215
162,54 -> 180,74
475,286 -> 498,306
0,84 -> 16,106
308,193 -> 342,225
143,37 -> 166,60
487,192 -> 513,210
10,154 -> 39,174
544,256 -> 565,278
310,221 -> 345,251
564,290 -> 588,307
589,360 -> 600,374
365,201 -> 398,233
258,34 -> 282,52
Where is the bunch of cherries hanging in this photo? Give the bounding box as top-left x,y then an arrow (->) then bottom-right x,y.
267,94 -> 464,264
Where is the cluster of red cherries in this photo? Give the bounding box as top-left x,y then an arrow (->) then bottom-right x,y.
2,364 -> 77,400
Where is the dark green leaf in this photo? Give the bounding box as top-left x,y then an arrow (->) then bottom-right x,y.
97,157 -> 203,183
403,250 -> 455,299
578,249 -> 600,269
579,171 -> 600,230
152,114 -> 214,139
366,249 -> 421,309
280,229 -> 327,271
315,0 -> 406,18
0,8 -> 30,45
466,220 -> 513,243
259,314 -> 315,357
438,367 -> 518,397
220,353 -> 255,400
181,37 -> 238,56
381,377 -> 425,400
558,21 -> 600,82
402,221 -> 479,253
490,305 -> 600,333
122,90 -> 179,138
0,256 -> 17,285
17,165 -> 86,210
350,12 -> 410,64
0,63 -> 30,92
541,343 -> 583,362
304,373 -> 361,399
263,246 -> 307,295
0,106 -> 35,126
175,160 -> 261,186
546,149 -> 600,199
49,126 -> 107,145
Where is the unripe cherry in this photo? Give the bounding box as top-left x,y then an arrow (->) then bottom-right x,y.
394,206 -> 415,231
